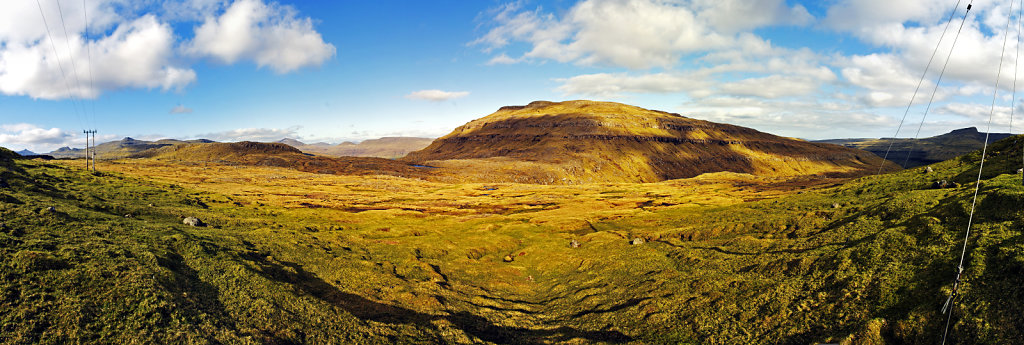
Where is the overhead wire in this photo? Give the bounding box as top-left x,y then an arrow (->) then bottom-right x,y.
82,0 -> 97,130
940,1 -> 1017,344
54,0 -> 90,130
877,0 -> 966,174
901,1 -> 975,169
35,0 -> 87,132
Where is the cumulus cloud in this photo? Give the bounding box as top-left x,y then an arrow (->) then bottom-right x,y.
557,72 -> 710,98
0,2 -> 196,100
683,97 -> 898,139
0,123 -> 79,152
474,0 -> 812,69
0,0 -> 334,100
405,89 -> 470,102
170,104 -> 194,114
196,126 -> 301,142
186,0 -> 336,73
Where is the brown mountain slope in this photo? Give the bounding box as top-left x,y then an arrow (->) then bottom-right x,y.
403,100 -> 900,184
134,141 -> 433,178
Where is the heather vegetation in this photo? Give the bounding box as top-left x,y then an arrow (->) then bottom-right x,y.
1,133 -> 1021,344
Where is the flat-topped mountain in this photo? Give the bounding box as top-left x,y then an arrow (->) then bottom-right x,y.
816,127 -> 1015,168
404,100 -> 899,183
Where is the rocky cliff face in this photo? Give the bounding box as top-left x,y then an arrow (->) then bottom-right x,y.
404,100 -> 899,183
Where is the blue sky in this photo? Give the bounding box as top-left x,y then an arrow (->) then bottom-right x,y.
2,0 -> 1023,153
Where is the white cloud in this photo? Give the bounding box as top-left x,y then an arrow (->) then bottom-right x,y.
823,0 -> 953,33
0,123 -> 78,153
0,3 -> 196,100
557,72 -> 709,98
187,0 -> 336,73
0,0 -> 334,100
405,89 -> 470,102
170,104 -> 194,114
718,75 -> 829,99
486,53 -> 519,65
195,126 -> 302,142
682,97 -> 898,139
474,0 -> 813,69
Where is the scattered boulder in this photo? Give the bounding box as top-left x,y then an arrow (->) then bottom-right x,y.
1019,168 -> 1023,174
124,214 -> 132,218
631,238 -> 645,245
569,239 -> 581,248
925,166 -> 934,173
503,255 -> 514,262
183,217 -> 204,227
43,206 -> 56,214
933,180 -> 950,189
832,203 -> 841,209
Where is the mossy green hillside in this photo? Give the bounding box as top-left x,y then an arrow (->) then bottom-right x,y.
1,136 -> 1022,344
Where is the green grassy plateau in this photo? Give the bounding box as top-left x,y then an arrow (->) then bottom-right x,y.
0,137 -> 1022,344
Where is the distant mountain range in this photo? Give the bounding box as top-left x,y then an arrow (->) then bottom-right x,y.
14,149 -> 37,156
47,137 -> 214,159
277,137 -> 434,159
39,136 -> 432,160
815,127 -> 1015,168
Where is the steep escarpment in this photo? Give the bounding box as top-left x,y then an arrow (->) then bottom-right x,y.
404,100 -> 900,184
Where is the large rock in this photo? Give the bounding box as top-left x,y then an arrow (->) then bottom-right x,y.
183,217 -> 205,227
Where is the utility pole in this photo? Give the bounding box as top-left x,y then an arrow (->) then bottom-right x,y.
83,129 -> 97,172
83,130 -> 91,170
91,130 -> 97,172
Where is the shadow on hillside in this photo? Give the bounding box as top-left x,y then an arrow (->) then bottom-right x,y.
240,253 -> 633,344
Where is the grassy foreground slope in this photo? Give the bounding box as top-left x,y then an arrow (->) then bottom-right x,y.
0,137 -> 1022,344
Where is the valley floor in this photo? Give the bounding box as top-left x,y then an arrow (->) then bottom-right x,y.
1,153 -> 1022,344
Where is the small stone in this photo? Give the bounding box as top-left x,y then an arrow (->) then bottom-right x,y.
124,214 -> 132,218
832,203 -> 841,209
44,206 -> 56,213
925,166 -> 934,173
147,203 -> 155,207
503,255 -> 514,262
932,180 -> 949,189
631,238 -> 645,245
1018,168 -> 1023,174
569,239 -> 581,248
183,217 -> 204,227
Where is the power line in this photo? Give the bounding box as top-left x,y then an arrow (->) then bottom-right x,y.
940,0 -> 1015,343
54,0 -> 92,130
35,0 -> 88,132
877,0 -> 967,174
902,1 -> 975,169
82,0 -> 97,129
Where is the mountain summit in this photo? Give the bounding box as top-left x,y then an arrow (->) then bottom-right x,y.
405,100 -> 898,183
